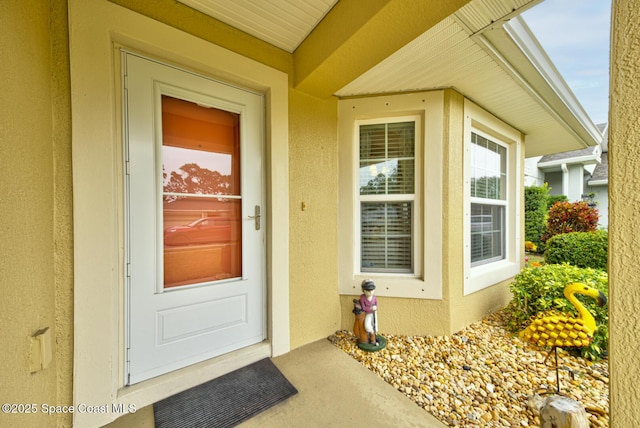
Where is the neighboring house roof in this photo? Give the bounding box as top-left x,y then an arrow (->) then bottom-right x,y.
537,145 -> 601,171
589,151 -> 609,185
176,0 -> 601,157
539,146 -> 599,163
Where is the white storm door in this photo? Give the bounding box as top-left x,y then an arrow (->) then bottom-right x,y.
123,52 -> 265,385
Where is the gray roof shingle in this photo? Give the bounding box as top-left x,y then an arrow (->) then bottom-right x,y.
539,146 -> 598,163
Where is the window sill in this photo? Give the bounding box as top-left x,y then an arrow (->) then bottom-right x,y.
464,259 -> 520,295
342,274 -> 442,300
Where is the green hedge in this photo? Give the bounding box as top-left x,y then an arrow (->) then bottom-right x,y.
524,184 -> 549,252
547,194 -> 568,210
544,230 -> 608,271
504,263 -> 608,360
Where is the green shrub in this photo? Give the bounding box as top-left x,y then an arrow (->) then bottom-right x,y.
524,184 -> 549,252
543,201 -> 599,243
504,263 -> 608,360
544,230 -> 608,271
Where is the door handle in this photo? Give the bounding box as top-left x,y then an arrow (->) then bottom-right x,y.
248,205 -> 261,230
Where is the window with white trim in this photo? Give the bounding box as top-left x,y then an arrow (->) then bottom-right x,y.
463,98 -> 522,296
358,119 -> 416,274
470,132 -> 507,266
338,93 -> 442,299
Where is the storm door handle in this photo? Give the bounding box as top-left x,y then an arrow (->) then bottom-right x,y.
248,205 -> 261,230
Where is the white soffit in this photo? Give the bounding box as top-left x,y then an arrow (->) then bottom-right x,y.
454,0 -> 536,33
177,0 -> 338,52
334,17 -> 546,137
332,0 -> 538,98
335,0 -> 599,157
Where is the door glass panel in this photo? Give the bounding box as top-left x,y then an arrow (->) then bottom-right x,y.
161,95 -> 242,288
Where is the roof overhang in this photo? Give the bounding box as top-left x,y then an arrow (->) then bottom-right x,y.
334,4 -> 602,157
173,0 -> 602,157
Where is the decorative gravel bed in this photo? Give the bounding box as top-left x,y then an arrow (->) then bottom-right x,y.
328,309 -> 609,427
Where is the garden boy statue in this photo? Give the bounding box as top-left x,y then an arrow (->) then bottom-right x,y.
353,279 -> 384,350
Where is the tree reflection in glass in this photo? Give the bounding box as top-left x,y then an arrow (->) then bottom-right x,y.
161,95 -> 242,288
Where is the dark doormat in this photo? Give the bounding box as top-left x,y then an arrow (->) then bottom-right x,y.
153,358 -> 298,428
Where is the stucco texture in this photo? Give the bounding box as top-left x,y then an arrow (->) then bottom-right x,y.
340,295 -> 449,336
0,1 -> 73,427
609,0 -> 640,424
288,90 -> 341,349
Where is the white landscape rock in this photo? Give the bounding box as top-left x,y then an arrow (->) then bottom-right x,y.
540,395 -> 589,428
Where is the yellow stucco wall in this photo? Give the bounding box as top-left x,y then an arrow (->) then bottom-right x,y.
441,89 -> 466,334
288,90 -> 341,349
609,0 -> 640,424
449,278 -> 513,333
339,280 -> 511,339
0,1 -> 73,427
340,295 -> 450,336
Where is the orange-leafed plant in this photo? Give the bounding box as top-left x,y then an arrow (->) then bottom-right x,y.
543,201 -> 599,243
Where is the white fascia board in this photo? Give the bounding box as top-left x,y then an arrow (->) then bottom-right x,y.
538,153 -> 601,170
588,179 -> 608,186
503,17 -> 603,146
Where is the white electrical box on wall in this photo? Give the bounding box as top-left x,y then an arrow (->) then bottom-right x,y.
29,327 -> 52,373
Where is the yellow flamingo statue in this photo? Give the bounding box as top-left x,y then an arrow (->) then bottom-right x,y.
519,282 -> 607,393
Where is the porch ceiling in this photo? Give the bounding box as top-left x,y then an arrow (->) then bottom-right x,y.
176,0 -> 339,53
176,0 -> 602,157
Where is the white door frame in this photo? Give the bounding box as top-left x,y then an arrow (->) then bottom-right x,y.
69,1 -> 290,426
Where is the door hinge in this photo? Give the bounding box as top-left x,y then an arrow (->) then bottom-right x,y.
125,347 -> 131,385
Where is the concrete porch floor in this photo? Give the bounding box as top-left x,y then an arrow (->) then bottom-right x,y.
105,339 -> 446,427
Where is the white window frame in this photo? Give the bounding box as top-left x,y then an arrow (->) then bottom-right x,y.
338,92 -> 443,300
469,130 -> 507,267
463,100 -> 522,295
356,117 -> 420,275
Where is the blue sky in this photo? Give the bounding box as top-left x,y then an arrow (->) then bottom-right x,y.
522,0 -> 611,126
